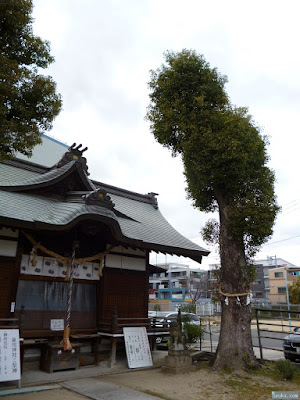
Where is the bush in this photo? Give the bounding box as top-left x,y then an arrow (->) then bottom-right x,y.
180,303 -> 196,314
184,322 -> 203,347
179,304 -> 202,346
275,359 -> 296,380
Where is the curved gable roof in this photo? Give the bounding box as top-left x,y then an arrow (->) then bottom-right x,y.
0,146 -> 209,263
0,160 -> 95,192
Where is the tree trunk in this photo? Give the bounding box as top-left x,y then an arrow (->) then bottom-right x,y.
213,192 -> 258,370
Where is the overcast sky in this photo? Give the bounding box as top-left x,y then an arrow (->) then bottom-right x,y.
31,0 -> 300,269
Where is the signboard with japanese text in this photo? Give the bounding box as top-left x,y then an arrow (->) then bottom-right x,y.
0,329 -> 21,382
50,319 -> 64,331
123,327 -> 153,369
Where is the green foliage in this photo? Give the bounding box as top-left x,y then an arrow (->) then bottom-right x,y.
275,359 -> 296,380
147,49 -> 228,158
246,263 -> 257,284
242,353 -> 257,370
183,106 -> 279,260
288,278 -> 300,304
201,218 -> 219,245
0,0 -> 62,160
153,304 -> 161,312
180,303 -> 196,314
183,322 -> 203,347
178,304 -> 203,346
221,367 -> 234,374
146,49 -> 280,260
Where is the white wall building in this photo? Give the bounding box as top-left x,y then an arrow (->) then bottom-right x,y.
15,134 -> 69,167
149,262 -> 208,302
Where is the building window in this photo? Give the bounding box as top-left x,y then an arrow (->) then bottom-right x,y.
161,292 -> 170,300
275,272 -> 283,278
289,271 -> 300,276
278,287 -> 286,294
171,272 -> 182,277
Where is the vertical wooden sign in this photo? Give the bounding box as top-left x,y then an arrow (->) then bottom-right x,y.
0,329 -> 21,383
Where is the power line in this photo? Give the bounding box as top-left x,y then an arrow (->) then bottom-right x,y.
281,198 -> 300,207
264,233 -> 300,246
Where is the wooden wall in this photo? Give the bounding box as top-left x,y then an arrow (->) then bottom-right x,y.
0,230 -> 150,337
0,228 -> 21,319
99,267 -> 148,319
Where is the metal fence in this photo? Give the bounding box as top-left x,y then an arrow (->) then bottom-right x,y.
254,307 -> 299,362
197,307 -> 300,362
148,300 -> 222,316
196,301 -> 221,316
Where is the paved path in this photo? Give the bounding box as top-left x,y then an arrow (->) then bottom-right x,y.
0,346 -> 286,399
62,377 -> 162,400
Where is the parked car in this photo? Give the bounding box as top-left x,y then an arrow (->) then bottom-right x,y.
148,310 -> 157,317
283,327 -> 300,361
148,311 -> 170,318
153,312 -> 201,348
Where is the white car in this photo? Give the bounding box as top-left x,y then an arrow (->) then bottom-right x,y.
152,312 -> 201,346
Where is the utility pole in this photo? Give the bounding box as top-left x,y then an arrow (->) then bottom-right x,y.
267,255 -> 277,267
284,267 -> 292,332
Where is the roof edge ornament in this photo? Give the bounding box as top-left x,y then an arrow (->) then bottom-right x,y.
83,188 -> 115,209
55,143 -> 89,175
147,192 -> 158,209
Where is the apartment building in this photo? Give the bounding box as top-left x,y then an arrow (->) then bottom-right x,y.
149,263 -> 209,302
210,257 -> 295,304
252,258 -> 295,303
269,265 -> 300,304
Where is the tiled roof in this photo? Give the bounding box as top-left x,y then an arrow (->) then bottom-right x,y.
0,159 -> 209,261
0,161 -> 95,191
110,193 -> 202,252
0,190 -> 117,226
0,163 -> 40,183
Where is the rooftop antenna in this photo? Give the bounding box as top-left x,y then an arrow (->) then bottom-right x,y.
267,255 -> 277,267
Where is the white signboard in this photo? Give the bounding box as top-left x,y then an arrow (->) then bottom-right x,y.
0,329 -> 21,382
50,319 -> 64,331
123,327 -> 153,369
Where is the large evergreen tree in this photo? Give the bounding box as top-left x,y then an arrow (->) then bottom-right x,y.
0,0 -> 62,160
146,49 -> 279,369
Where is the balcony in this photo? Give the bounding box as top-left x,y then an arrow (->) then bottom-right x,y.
167,274 -> 187,279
